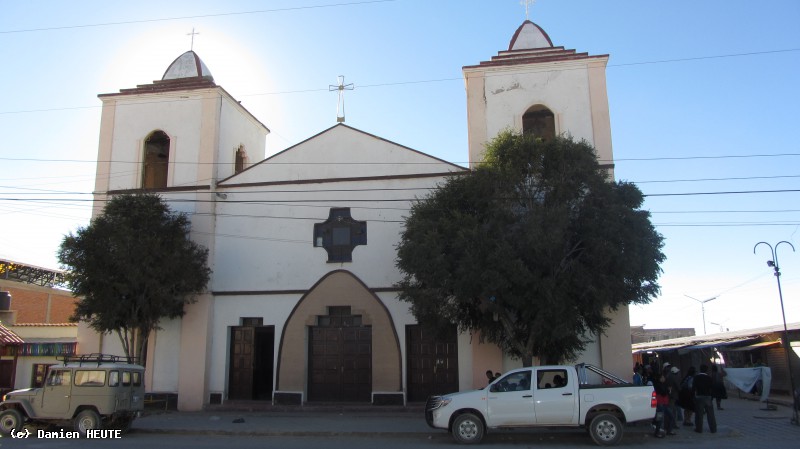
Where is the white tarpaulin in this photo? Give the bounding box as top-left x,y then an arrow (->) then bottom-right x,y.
724,367 -> 772,402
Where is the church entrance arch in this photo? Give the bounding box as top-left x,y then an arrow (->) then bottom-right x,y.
309,307 -> 371,401
276,271 -> 402,403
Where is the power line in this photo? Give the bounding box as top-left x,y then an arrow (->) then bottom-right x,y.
608,48 -> 800,67
2,152 -> 800,165
615,153 -> 800,162
655,222 -> 800,227
646,189 -> 800,197
1,48 -> 798,116
4,187 -> 800,205
653,209 -> 800,214
0,0 -> 398,34
632,174 -> 800,184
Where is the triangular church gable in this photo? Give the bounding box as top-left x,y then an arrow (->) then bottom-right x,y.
220,124 -> 465,186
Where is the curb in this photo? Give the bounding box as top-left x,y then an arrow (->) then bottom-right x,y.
133,428 -> 434,438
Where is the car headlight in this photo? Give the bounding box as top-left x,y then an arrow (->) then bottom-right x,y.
428,397 -> 451,410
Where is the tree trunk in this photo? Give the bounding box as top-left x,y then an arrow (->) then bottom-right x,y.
135,327 -> 149,366
521,354 -> 533,367
542,354 -> 562,365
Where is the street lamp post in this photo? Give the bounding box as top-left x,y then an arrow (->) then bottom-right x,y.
710,321 -> 728,333
754,241 -> 799,425
685,295 -> 718,335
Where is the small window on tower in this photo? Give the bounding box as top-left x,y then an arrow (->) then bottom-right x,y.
142,130 -> 170,189
235,145 -> 247,174
522,105 -> 555,141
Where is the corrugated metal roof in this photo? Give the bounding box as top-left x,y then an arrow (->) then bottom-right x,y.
725,340 -> 782,351
0,322 -> 24,344
632,321 -> 800,354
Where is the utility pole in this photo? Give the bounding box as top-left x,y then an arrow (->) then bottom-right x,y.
754,241 -> 799,425
685,295 -> 718,335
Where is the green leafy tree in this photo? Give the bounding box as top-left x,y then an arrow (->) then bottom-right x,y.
58,193 -> 211,364
396,131 -> 665,366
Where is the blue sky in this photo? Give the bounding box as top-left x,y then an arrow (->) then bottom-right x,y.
1,0 -> 799,334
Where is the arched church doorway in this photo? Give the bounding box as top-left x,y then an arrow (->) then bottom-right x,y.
276,271 -> 402,404
308,306 -> 371,402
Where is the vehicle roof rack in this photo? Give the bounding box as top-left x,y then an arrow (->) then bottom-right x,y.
57,353 -> 141,366
575,363 -> 629,385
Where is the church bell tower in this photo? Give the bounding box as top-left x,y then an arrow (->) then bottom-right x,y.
462,20 -> 614,170
462,19 -> 631,378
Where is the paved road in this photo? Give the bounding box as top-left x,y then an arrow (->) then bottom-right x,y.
0,396 -> 797,447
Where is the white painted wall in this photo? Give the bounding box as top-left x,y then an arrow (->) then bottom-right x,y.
482,63 -> 595,146
106,94 -> 205,191
211,128 -> 459,293
207,294 -> 299,396
217,97 -> 267,181
101,89 -> 267,193
147,318 -> 181,392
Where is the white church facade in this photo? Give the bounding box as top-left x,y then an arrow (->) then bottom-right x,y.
80,20 -> 632,411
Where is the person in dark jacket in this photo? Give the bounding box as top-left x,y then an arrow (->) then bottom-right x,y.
692,364 -> 717,433
653,365 -> 677,437
667,365 -> 683,426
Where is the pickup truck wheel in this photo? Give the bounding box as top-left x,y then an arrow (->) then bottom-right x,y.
0,409 -> 23,436
451,413 -> 484,444
74,409 -> 102,436
588,413 -> 623,446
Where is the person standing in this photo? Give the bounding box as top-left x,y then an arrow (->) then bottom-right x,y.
680,366 -> 696,426
653,364 -> 677,437
485,370 -> 496,387
692,364 -> 717,433
643,364 -> 654,386
711,364 -> 728,410
633,365 -> 643,386
667,365 -> 683,426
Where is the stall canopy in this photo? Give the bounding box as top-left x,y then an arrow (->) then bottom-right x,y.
726,340 -> 782,351
632,322 -> 800,355
632,337 -> 756,354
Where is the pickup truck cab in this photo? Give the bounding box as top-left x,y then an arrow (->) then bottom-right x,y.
425,364 -> 655,445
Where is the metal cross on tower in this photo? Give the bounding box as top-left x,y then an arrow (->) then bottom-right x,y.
329,75 -> 354,123
521,0 -> 536,20
187,28 -> 200,51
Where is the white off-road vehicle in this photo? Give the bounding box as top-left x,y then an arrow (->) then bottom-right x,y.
0,354 -> 144,436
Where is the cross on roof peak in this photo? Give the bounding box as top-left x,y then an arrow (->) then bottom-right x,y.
521,0 -> 536,20
187,27 -> 199,51
329,75 -> 354,123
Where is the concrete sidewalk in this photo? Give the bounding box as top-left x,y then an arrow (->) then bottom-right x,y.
133,409 -> 431,437
131,396 -> 798,441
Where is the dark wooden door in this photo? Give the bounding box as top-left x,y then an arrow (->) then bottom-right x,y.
406,325 -> 458,402
228,326 -> 254,400
309,326 -> 371,402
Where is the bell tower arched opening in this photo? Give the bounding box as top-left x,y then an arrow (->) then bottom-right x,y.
142,130 -> 170,189
522,105 -> 555,141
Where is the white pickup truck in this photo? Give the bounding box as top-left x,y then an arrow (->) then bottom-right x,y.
425,363 -> 655,446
